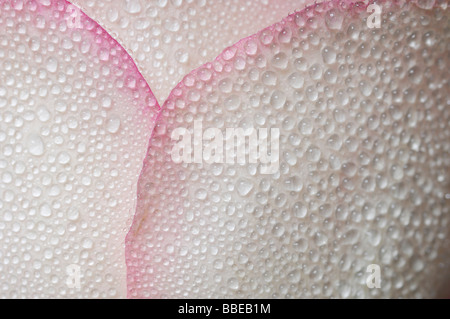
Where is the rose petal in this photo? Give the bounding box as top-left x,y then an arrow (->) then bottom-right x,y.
127,0 -> 450,298
68,0 -> 317,103
0,0 -> 158,298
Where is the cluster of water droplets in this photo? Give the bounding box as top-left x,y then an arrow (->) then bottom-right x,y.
0,0 -> 158,298
70,0 -> 314,102
127,0 -> 450,298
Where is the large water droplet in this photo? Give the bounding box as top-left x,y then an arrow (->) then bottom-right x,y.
107,116 -> 121,133
325,8 -> 343,30
124,0 -> 142,14
39,203 -> 52,217
237,179 -> 253,197
27,134 -> 45,156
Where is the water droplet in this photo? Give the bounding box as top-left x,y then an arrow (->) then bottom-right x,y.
46,57 -> 58,73
309,63 -> 323,80
163,17 -> 180,32
284,176 -> 303,192
195,188 -> 207,200
224,95 -> 240,111
278,27 -> 292,43
272,223 -> 285,237
270,90 -> 286,109
29,37 -> 40,51
124,0 -> 142,14
287,269 -> 301,283
314,232 -> 328,246
175,49 -> 189,63
98,48 -> 110,61
27,134 -> 45,156
227,278 -> 239,290
293,202 -> 307,218
325,8 -> 343,30
106,116 -> 121,133
39,203 -> 52,217
272,52 -> 288,69
416,0 -> 435,10
237,179 -> 253,197
82,238 -> 93,249
322,46 -> 336,64
262,71 -> 277,86
298,119 -> 313,135
57,152 -> 71,164
101,95 -> 112,108
288,72 -> 304,89
244,39 -> 258,55
66,207 -> 80,221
